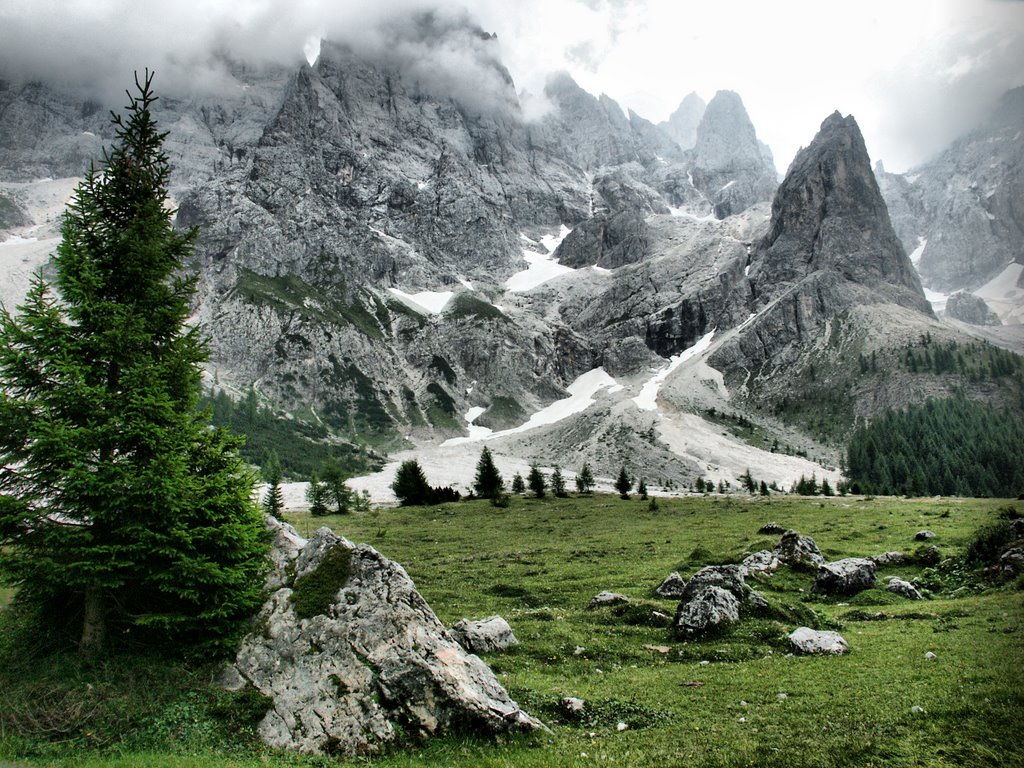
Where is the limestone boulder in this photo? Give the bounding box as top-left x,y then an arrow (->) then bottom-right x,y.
886,577 -> 924,601
741,550 -> 781,576
812,557 -> 877,595
224,519 -> 542,756
673,586 -> 740,637
450,616 -> 519,654
789,627 -> 849,655
773,530 -> 825,567
588,591 -> 630,609
655,571 -> 687,599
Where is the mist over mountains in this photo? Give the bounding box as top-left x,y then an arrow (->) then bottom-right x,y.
1,11 -> 1022,492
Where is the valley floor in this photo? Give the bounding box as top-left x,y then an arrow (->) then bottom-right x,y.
3,494 -> 1022,767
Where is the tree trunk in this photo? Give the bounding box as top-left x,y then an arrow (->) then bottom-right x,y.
79,584 -> 107,657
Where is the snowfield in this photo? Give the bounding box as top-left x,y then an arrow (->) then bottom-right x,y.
506,226 -> 573,292
387,287 -> 454,314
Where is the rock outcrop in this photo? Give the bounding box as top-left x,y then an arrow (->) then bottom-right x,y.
224,518 -> 541,756
945,292 -> 1002,326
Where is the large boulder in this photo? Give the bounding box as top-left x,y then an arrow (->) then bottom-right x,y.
680,564 -> 767,608
773,530 -> 825,568
789,627 -> 849,655
673,586 -> 740,637
223,519 -> 542,756
812,557 -> 877,595
450,616 -> 519,654
869,551 -> 907,567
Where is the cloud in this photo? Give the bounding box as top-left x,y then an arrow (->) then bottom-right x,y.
0,0 -> 1021,170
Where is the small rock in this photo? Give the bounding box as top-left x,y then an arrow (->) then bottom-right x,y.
699,660 -> 710,666
915,530 -> 936,541
738,716 -> 748,723
643,644 -> 672,654
886,577 -> 924,601
574,646 -> 586,656
450,615 -> 519,653
561,697 -> 585,716
788,627 -> 849,655
616,722 -> 628,732
588,591 -> 630,609
758,522 -> 786,535
741,549 -> 781,576
739,700 -> 748,707
1010,519 -> 1024,538
776,693 -> 788,701
869,551 -> 907,566
682,680 -> 704,687
998,547 -> 1024,576
924,651 -> 937,661
655,571 -> 688,598
911,705 -> 926,714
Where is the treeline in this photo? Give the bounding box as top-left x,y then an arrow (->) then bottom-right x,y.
846,395 -> 1024,497
203,388 -> 381,479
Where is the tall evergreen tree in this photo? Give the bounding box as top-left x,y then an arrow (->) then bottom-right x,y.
527,465 -> 547,498
473,446 -> 504,500
551,465 -> 567,497
511,472 -> 526,495
391,459 -> 431,506
0,72 -> 267,657
306,472 -> 330,517
615,466 -> 633,500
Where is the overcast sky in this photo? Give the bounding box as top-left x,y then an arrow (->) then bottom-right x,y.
1,0 -> 1022,172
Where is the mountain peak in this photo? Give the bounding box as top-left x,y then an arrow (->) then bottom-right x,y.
755,109 -> 931,313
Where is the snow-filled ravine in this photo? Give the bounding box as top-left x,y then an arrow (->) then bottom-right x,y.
386,287 -> 454,314
443,367 -> 623,446
633,329 -> 716,411
505,226 -> 573,292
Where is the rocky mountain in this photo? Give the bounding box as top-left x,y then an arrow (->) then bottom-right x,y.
659,92 -> 706,151
877,86 -> 1024,323
1,17 -> 1021,491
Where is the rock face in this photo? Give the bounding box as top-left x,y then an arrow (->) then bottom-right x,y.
879,87 -> 1024,293
945,292 -> 1002,326
812,557 -> 877,596
688,90 -> 777,218
773,531 -> 825,568
450,616 -> 519,654
225,518 -> 541,756
789,627 -> 849,655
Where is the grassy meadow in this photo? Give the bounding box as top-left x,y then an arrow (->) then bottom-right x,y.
2,493 -> 1022,767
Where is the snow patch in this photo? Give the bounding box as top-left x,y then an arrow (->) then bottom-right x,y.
457,276 -> 474,290
909,237 -> 927,266
591,264 -> 611,274
923,287 -> 949,312
443,367 -> 622,446
668,206 -> 716,221
718,180 -> 736,192
0,234 -> 39,246
506,225 -> 573,292
465,406 -> 485,423
633,330 -> 716,411
387,287 -> 453,314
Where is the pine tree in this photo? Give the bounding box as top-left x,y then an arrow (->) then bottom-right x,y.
511,472 -> 525,495
306,472 -> 330,517
391,459 -> 431,506
473,446 -> 504,500
615,466 -> 632,500
575,463 -> 594,494
263,452 -> 285,517
551,465 -> 567,497
527,465 -> 546,498
0,72 -> 267,657
320,456 -> 353,514
637,477 -> 648,500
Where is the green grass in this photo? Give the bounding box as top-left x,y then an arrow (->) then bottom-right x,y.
3,495 -> 1022,767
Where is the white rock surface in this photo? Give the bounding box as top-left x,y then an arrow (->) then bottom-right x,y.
788,627 -> 849,655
